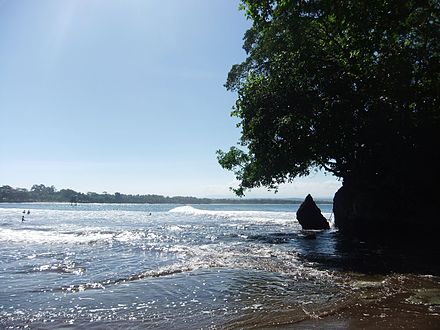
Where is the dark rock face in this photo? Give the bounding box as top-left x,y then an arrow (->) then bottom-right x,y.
333,181 -> 409,236
333,180 -> 440,240
333,184 -> 377,234
296,194 -> 330,230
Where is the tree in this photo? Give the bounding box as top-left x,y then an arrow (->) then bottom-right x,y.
58,189 -> 78,203
218,0 -> 440,233
0,185 -> 29,202
30,184 -> 56,201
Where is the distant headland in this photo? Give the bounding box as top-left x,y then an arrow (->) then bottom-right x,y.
0,184 -> 331,205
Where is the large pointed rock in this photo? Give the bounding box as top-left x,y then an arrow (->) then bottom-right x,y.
296,194 -> 330,230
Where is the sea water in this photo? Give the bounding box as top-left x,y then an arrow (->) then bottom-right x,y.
0,203 -> 439,328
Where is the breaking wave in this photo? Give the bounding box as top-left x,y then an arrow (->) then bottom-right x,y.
169,205 -> 297,225
0,228 -> 149,245
169,205 -> 333,226
57,241 -> 332,293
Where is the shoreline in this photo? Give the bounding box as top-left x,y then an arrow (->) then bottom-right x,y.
248,272 -> 440,329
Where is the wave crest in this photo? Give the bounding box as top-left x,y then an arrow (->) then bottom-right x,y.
168,205 -> 298,224
0,228 -> 148,245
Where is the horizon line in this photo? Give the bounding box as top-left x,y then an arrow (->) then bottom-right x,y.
1,183 -> 334,201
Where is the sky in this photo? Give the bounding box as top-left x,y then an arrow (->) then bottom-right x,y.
0,0 -> 341,198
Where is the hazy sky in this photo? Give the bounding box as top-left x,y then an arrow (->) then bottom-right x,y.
0,0 -> 341,198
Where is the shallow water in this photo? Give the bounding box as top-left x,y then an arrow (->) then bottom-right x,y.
0,203 -> 439,328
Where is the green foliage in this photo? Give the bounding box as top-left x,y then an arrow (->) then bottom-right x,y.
0,184 -> 312,204
219,0 -> 440,195
0,185 -> 29,202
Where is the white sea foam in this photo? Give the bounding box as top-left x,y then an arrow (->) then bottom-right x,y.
0,206 -> 165,244
167,225 -> 184,232
114,231 -> 146,242
0,207 -> 157,224
169,205 -> 298,225
169,206 -> 334,228
0,228 -> 151,245
154,241 -> 330,279
34,262 -> 85,275
59,240 -> 332,293
0,228 -> 114,244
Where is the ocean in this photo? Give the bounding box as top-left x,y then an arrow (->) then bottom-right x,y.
0,203 -> 439,329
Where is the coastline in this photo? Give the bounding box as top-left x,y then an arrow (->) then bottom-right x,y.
238,272 -> 440,329
0,184 -> 333,204
295,280 -> 440,329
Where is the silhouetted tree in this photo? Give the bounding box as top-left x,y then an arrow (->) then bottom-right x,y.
218,0 -> 440,233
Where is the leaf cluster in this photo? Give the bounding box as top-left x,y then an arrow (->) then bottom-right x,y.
218,0 -> 440,196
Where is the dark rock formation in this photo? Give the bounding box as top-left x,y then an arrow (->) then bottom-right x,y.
296,194 -> 330,230
333,184 -> 376,234
333,179 -> 440,240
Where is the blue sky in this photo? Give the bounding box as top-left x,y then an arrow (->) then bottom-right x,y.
0,0 -> 341,198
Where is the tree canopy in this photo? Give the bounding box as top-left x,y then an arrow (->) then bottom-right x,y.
0,184 -> 312,204
218,0 -> 440,196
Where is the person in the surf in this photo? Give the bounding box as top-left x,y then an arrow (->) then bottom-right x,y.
27,210 -> 30,215
21,215 -> 25,222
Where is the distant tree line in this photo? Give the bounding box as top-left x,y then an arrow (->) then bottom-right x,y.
0,184 -> 318,204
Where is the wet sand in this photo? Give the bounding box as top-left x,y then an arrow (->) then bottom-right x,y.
262,273 -> 440,329
295,293 -> 439,329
